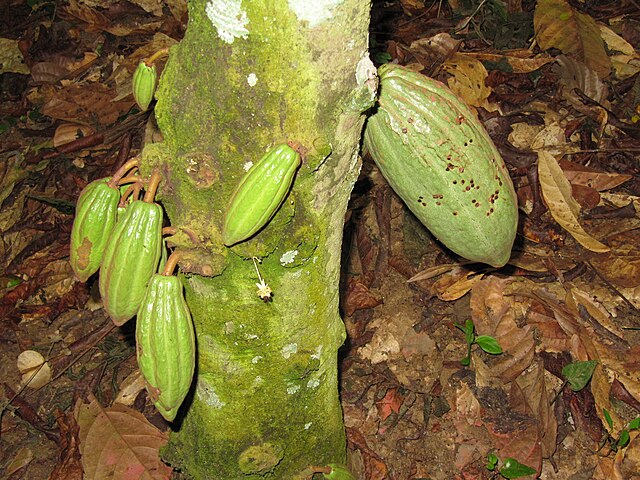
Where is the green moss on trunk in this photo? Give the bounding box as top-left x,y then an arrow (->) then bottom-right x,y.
140,1 -> 375,478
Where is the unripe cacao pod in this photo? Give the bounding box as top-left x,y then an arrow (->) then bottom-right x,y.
323,464 -> 356,480
132,61 -> 157,111
70,178 -> 120,282
99,200 -> 162,325
363,64 -> 518,267
136,274 -> 196,421
222,144 -> 301,246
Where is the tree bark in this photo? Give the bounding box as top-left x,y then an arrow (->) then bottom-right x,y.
139,1 -> 375,478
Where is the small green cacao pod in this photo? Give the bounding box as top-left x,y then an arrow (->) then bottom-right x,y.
70,178 -> 120,282
363,64 -> 518,267
136,274 -> 196,421
323,464 -> 356,480
99,200 -> 162,325
222,144 -> 301,246
132,61 -> 157,111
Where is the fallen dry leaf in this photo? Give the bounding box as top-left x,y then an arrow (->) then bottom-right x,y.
470,277 -> 536,382
559,159 -> 632,192
534,0 -> 611,78
17,350 -> 51,389
76,395 -> 172,480
538,151 -> 610,252
443,53 -> 495,111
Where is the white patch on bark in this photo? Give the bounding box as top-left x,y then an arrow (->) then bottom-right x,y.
287,383 -> 300,394
197,378 -> 226,408
247,73 -> 257,86
243,160 -> 253,171
287,0 -> 343,27
355,55 -> 376,86
205,0 -> 249,44
307,378 -> 320,389
251,355 -> 263,364
280,250 -> 298,265
281,343 -> 298,358
304,422 -> 313,429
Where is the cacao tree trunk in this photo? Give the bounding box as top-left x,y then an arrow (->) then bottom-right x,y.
139,1 -> 375,478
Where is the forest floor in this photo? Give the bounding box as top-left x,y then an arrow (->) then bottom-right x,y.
1,1 -> 640,479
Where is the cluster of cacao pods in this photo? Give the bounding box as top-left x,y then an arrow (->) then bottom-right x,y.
70,162 -> 195,421
69,141 -> 303,420
363,64 -> 518,267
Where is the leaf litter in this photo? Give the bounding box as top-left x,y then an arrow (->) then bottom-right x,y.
1,0 -> 640,479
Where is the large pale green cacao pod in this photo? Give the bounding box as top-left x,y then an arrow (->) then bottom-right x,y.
222,144 -> 301,246
363,64 -> 518,267
136,274 -> 196,421
70,178 -> 120,282
99,200 -> 162,325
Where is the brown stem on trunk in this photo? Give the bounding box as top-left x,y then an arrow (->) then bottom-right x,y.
143,169 -> 162,203
146,47 -> 170,66
108,158 -> 139,188
162,251 -> 181,276
118,182 -> 143,207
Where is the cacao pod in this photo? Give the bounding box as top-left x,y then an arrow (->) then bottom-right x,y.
132,61 -> 157,111
136,274 -> 196,421
363,64 -> 518,267
323,464 -> 356,480
222,144 -> 301,246
70,178 -> 120,282
99,200 -> 162,325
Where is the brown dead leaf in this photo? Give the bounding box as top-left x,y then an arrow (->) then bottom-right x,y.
49,409 -> 83,480
471,277 -> 536,382
559,159 -> 632,192
619,431 -> 640,479
466,51 -> 555,74
407,263 -> 458,283
431,267 -> 484,301
555,55 -> 609,112
534,0 -> 611,78
76,395 -> 172,480
591,364 -> 622,435
513,360 -> 558,459
589,229 -> 640,288
375,387 -> 405,422
3,447 -> 33,477
525,300 -> 579,354
53,123 -> 96,147
538,151 -> 610,252
60,0 -> 111,32
42,83 -> 134,127
343,278 -> 383,317
442,53 -> 495,111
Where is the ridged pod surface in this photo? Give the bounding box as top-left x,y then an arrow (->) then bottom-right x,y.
136,274 -> 195,421
364,64 -> 518,267
222,144 -> 301,246
70,178 -> 120,282
132,62 -> 157,111
99,200 -> 162,325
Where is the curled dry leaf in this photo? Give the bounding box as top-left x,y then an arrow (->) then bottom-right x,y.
442,53 -> 495,111
537,151 -> 610,253
17,350 -> 51,389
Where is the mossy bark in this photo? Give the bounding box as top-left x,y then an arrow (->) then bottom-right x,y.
139,1 -> 375,479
